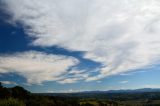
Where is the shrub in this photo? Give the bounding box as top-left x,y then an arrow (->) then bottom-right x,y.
0,98 -> 25,106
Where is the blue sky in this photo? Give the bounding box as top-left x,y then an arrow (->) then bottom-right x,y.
0,0 -> 160,93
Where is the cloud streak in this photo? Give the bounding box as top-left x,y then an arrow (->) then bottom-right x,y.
1,81 -> 17,85
1,0 -> 160,82
0,51 -> 79,84
119,81 -> 129,84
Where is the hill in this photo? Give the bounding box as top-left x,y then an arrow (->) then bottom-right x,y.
1,82 -> 160,106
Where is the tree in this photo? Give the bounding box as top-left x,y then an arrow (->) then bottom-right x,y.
0,82 -> 11,98
11,86 -> 30,99
0,82 -> 3,88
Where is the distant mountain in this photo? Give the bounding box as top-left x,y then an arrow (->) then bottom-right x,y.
40,88 -> 160,100
80,88 -> 160,93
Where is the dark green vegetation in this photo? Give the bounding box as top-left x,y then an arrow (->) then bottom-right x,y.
1,82 -> 160,106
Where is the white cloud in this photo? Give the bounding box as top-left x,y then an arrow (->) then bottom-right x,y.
57,69 -> 89,84
2,0 -> 160,81
120,70 -> 147,76
119,80 -> 129,84
120,73 -> 133,76
1,81 -> 17,85
97,81 -> 102,83
47,89 -> 79,93
0,51 -> 79,84
58,78 -> 79,84
144,84 -> 160,88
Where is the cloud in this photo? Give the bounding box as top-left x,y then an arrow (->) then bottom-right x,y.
0,51 -> 79,84
57,78 -> 80,84
144,84 -> 160,88
120,73 -> 133,76
119,80 -> 129,84
1,81 -> 17,85
48,89 -> 84,93
120,70 -> 147,76
97,81 -> 102,83
58,69 -> 89,84
2,0 -> 160,81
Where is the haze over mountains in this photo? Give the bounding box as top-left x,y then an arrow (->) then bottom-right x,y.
79,88 -> 160,94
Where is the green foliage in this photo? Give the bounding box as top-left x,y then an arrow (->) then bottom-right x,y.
11,86 -> 30,99
0,98 -> 25,106
0,87 -> 11,98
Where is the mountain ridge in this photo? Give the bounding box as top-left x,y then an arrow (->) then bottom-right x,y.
78,88 -> 160,94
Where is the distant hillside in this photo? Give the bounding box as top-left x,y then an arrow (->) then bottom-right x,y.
1,82 -> 160,106
80,88 -> 160,93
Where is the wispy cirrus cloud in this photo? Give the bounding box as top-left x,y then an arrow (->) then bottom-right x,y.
120,70 -> 148,76
58,69 -> 89,84
1,81 -> 17,85
0,51 -> 79,84
144,84 -> 160,88
1,0 -> 160,82
47,89 -> 83,93
119,80 -> 129,84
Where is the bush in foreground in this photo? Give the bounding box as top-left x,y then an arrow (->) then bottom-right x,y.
0,98 -> 25,106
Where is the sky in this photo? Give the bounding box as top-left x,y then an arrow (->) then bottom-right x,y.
0,0 -> 160,93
